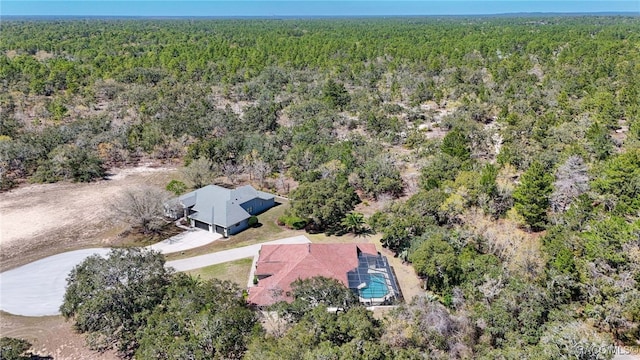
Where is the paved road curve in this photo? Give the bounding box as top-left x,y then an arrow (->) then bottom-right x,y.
0,234 -> 310,316
0,248 -> 112,317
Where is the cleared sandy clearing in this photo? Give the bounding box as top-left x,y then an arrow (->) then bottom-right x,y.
0,164 -> 178,271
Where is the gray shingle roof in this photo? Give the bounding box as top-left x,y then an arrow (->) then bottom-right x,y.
178,185 -> 273,228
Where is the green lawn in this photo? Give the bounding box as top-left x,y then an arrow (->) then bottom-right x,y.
186,257 -> 254,286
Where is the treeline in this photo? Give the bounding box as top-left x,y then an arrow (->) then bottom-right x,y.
2,17 -> 637,86
1,17 -> 638,190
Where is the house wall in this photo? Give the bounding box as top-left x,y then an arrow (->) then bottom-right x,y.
227,218 -> 249,236
240,197 -> 275,215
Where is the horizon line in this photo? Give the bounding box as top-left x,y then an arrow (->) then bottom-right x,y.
3,11 -> 639,18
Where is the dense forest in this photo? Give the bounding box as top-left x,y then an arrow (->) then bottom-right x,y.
1,17 -> 639,359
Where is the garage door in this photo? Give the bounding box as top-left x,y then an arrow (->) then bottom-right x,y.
194,220 -> 209,231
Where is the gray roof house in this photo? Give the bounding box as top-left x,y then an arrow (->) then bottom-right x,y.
175,185 -> 276,237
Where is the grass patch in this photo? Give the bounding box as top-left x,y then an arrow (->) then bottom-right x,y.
186,257 -> 254,286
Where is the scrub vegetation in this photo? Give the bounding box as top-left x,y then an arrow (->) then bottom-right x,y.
2,16 -> 639,359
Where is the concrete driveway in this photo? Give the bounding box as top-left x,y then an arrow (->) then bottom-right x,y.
148,228 -> 222,254
0,235 -> 310,317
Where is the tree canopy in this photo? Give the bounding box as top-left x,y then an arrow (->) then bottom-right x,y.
60,248 -> 172,356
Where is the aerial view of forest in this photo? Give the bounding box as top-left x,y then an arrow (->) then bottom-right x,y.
1,15 -> 639,360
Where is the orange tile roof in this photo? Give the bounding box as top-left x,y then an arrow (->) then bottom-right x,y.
248,243 -> 378,306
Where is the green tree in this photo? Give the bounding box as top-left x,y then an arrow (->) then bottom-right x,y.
350,155 -> 404,199
136,275 -> 259,360
33,145 -> 105,183
341,212 -> 366,234
67,147 -> 105,182
290,179 -> 360,231
323,79 -> 350,110
274,276 -> 360,323
591,148 -> 640,214
409,235 -> 459,293
479,163 -> 498,197
166,179 -> 187,195
586,122 -> 615,160
420,153 -> 464,191
480,279 -> 551,347
441,128 -> 471,161
246,305 -> 386,360
60,248 -> 172,356
291,276 -> 359,309
513,161 -> 553,231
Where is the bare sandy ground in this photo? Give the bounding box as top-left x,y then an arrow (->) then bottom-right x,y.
0,164 -> 179,359
0,164 -> 178,271
0,312 -> 119,360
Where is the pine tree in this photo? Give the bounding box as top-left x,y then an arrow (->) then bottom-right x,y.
322,79 -> 350,110
513,161 -> 553,231
441,128 -> 471,161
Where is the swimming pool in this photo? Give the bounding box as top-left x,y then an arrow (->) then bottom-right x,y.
359,274 -> 389,299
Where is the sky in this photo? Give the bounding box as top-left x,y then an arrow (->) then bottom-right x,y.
2,1 -> 639,17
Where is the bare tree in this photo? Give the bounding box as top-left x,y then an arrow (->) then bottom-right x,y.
275,171 -> 289,194
551,155 -> 589,213
404,173 -> 420,196
221,161 -> 243,185
539,321 -> 613,360
253,159 -> 273,185
382,294 -> 475,358
242,149 -> 259,181
111,186 -> 169,234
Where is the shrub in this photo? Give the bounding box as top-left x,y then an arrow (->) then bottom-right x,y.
166,179 -> 187,195
248,215 -> 259,227
0,337 -> 32,360
277,215 -> 308,230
